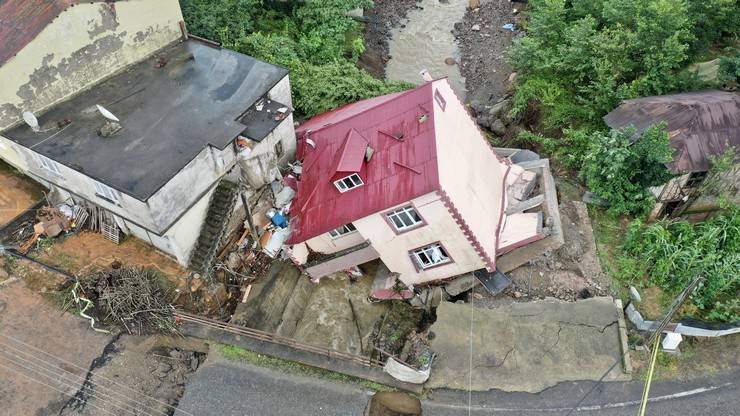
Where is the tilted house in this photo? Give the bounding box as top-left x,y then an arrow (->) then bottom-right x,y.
287,79 -> 562,289
0,0 -> 296,268
604,90 -> 740,221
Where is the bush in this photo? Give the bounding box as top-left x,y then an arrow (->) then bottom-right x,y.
621,206 -> 740,322
511,0 -> 738,129
581,124 -> 674,215
181,0 -> 408,117
718,54 -> 740,85
517,127 -> 594,170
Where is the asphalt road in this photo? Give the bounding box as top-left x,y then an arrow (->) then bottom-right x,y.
174,358 -> 373,416
176,355 -> 739,416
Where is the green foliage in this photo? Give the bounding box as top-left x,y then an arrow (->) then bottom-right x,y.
181,0 -> 407,117
517,127 -> 593,170
718,54 -> 740,84
620,206 -> 740,322
180,0 -> 260,42
581,124 -> 674,215
511,0 -> 736,128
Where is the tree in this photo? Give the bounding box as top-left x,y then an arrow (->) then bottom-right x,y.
581,124 -> 674,215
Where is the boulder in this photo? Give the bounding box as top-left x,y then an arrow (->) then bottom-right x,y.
491,119 -> 507,136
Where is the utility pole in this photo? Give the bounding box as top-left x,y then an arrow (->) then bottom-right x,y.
637,274 -> 704,416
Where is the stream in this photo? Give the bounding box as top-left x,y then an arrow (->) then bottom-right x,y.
385,0 -> 469,100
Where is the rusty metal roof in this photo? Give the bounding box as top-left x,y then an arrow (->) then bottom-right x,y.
0,0 -> 79,66
604,90 -> 740,173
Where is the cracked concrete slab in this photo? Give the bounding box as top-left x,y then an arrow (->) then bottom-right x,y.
427,297 -> 629,393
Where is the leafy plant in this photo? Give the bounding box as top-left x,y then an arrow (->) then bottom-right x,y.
581,124 -> 674,215
181,0 -> 408,117
718,54 -> 740,86
620,205 -> 740,322
510,0 -> 739,129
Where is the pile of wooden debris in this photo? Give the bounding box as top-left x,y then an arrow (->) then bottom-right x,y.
79,265 -> 178,335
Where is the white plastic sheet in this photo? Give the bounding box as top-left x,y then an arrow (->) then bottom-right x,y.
383,357 -> 430,384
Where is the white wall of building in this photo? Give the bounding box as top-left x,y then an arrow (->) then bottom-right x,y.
432,79 -> 505,266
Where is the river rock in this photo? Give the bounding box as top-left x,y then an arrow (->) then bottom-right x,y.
471,24 -> 481,31
444,57 -> 456,65
491,119 -> 507,136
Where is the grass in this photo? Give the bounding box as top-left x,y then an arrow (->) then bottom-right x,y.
218,344 -> 396,392
587,206 -> 630,300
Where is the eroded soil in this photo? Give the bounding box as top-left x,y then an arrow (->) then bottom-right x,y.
0,162 -> 44,226
33,231 -> 185,281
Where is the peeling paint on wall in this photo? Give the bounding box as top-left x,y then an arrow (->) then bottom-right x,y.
0,0 -> 185,130
87,4 -> 119,38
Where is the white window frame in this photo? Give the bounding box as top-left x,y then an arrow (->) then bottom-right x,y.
386,206 -> 424,231
94,181 -> 120,204
411,243 -> 451,269
36,154 -> 61,174
333,173 -> 364,193
328,223 -> 357,238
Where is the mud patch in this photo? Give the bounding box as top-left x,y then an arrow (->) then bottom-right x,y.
0,161 -> 45,226
456,0 -> 522,105
59,336 -> 208,416
475,201 -> 610,306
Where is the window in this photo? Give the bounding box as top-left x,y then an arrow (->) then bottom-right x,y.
36,154 -> 60,174
94,181 -> 120,204
328,223 -> 357,238
386,206 -> 424,231
411,243 -> 451,269
334,173 -> 363,192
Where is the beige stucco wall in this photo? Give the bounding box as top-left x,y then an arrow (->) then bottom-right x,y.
305,226 -> 367,254
0,0 -> 184,130
431,79 -> 505,265
353,192 -> 484,286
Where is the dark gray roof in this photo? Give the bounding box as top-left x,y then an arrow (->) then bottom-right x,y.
3,39 -> 289,200
604,90 -> 740,173
239,98 -> 292,142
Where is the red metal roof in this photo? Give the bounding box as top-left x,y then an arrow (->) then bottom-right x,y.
333,129 -> 369,174
0,0 -> 76,65
288,83 -> 439,244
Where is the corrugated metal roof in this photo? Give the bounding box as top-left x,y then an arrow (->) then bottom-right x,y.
288,83 -> 439,244
604,90 -> 740,173
333,129 -> 369,174
0,0 -> 76,65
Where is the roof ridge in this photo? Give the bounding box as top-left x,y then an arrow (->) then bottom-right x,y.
301,82 -> 433,136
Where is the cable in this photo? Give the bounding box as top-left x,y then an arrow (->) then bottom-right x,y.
0,345 -> 155,416
0,332 -> 195,416
0,360 -> 119,416
468,288 -> 475,416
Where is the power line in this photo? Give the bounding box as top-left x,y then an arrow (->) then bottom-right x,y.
0,343 -> 152,416
0,356 -> 131,416
0,332 -> 195,416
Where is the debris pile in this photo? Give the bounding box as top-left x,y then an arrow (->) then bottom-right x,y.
79,266 -> 178,335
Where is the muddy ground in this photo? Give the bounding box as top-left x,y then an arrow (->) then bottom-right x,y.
455,0 -> 524,105
58,336 -> 208,416
0,161 -> 44,226
359,0 -> 422,78
1,254 -> 207,416
33,231 -> 185,281
474,199 -> 610,306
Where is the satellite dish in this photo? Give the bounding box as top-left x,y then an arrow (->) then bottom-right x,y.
22,111 -> 40,132
96,104 -> 120,122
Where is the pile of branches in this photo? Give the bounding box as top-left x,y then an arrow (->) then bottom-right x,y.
80,266 -> 178,335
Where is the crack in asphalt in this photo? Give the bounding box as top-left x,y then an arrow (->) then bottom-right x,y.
475,347 -> 515,369
556,320 -> 619,333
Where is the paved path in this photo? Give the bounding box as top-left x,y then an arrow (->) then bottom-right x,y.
428,298 -> 629,393
174,354 -> 372,416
